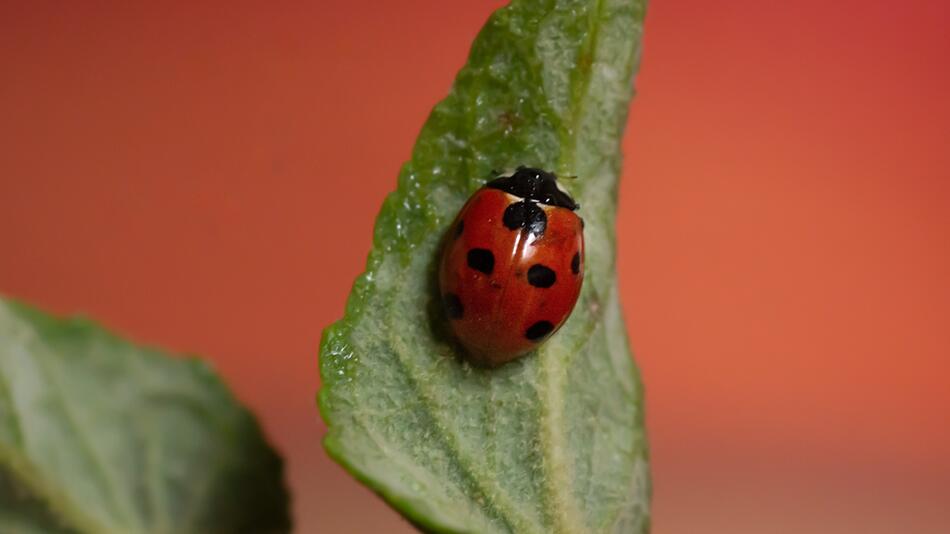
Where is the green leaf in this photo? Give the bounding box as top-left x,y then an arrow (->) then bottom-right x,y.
318,0 -> 649,532
0,298 -> 290,534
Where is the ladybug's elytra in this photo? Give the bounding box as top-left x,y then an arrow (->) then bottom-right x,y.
439,167 -> 584,367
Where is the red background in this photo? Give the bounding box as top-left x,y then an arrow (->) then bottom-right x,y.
2,1 -> 948,532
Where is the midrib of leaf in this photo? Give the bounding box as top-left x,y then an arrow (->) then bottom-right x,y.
539,0 -> 616,531
557,0 -> 605,177
536,331 -> 597,533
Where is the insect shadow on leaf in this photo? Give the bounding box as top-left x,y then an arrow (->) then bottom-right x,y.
425,217 -> 472,366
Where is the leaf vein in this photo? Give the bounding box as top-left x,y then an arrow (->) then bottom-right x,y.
384,287 -> 545,534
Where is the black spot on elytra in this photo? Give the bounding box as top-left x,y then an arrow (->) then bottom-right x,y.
443,293 -> 463,319
525,320 -> 554,341
455,219 -> 464,239
571,252 -> 580,275
467,248 -> 494,275
502,201 -> 547,236
527,264 -> 556,288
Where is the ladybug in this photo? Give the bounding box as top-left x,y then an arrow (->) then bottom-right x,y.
439,166 -> 584,367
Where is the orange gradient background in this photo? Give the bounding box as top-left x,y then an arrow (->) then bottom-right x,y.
1,1 -> 948,532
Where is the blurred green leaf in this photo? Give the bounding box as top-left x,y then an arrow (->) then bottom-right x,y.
319,0 -> 649,532
0,298 -> 290,533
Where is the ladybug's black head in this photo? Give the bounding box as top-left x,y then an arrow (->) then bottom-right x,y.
485,166 -> 579,210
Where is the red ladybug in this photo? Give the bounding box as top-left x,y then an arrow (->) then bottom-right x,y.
439,167 -> 584,367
